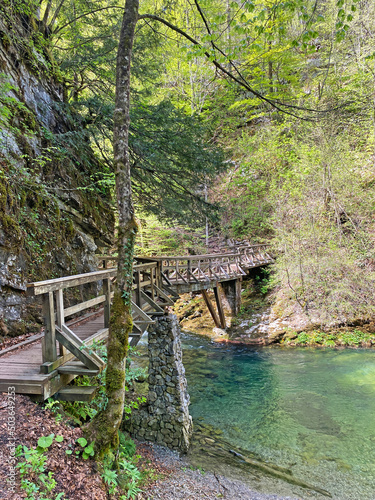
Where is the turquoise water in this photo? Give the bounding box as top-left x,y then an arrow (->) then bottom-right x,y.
181,333 -> 375,499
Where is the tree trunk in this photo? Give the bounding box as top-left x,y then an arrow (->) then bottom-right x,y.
85,0 -> 139,455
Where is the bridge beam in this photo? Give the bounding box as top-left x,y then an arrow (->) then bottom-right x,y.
220,279 -> 241,316
202,289 -> 221,328
213,286 -> 226,329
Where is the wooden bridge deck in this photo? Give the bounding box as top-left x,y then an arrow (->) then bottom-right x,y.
0,314 -> 107,400
0,244 -> 273,400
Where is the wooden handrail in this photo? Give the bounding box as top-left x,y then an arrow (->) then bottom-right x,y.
137,252 -> 241,262
27,262 -> 158,296
27,269 -> 117,296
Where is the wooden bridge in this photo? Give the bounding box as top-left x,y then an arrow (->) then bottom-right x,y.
0,244 -> 272,401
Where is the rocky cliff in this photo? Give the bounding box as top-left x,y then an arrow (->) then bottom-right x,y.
0,7 -> 114,336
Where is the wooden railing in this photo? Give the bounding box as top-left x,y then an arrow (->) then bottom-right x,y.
236,244 -> 273,267
27,244 -> 273,373
26,261 -> 170,372
136,245 -> 273,287
137,253 -> 245,286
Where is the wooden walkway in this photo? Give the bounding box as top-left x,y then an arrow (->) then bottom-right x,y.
0,315 -> 108,399
0,244 -> 273,400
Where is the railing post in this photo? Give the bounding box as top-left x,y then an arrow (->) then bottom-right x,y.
56,289 -> 67,356
156,261 -> 162,288
135,270 -> 141,307
42,292 -> 57,363
104,278 -> 111,328
187,258 -> 191,282
150,267 -> 155,301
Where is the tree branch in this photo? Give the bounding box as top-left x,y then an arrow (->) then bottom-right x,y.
138,13 -> 316,119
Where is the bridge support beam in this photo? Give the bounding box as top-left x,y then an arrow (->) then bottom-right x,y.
220,279 -> 241,316
202,289 -> 221,329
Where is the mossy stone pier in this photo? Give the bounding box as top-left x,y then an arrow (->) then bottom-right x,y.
123,314 -> 193,453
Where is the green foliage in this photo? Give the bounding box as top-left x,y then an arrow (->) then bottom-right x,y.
52,342 -> 145,426
288,329 -> 375,347
135,211 -> 207,256
100,432 -> 143,499
37,434 -> 54,450
294,332 -> 310,345
15,435 -> 66,500
254,268 -> 273,295
75,438 -> 95,459
338,329 -> 374,346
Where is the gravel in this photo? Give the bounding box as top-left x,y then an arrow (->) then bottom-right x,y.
142,443 -> 300,500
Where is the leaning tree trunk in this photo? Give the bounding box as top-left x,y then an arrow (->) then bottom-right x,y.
85,0 -> 139,455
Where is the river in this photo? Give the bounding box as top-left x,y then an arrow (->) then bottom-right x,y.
178,332 -> 375,500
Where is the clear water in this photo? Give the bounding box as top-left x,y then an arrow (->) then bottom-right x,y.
180,333 -> 375,499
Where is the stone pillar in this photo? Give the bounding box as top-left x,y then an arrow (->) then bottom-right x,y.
123,314 -> 193,453
220,279 -> 241,315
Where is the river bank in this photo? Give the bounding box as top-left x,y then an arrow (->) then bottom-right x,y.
174,282 -> 375,348
141,442 -> 300,500
0,392 -> 299,499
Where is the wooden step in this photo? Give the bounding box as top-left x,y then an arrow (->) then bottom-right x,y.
58,362 -> 101,376
56,386 -> 98,402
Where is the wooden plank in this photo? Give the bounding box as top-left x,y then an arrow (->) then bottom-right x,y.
43,373 -> 75,400
40,353 -> 75,374
40,324 -> 108,374
202,290 -> 221,328
0,382 -> 43,395
138,252 -> 240,261
132,323 -> 142,334
0,334 -> 43,357
103,278 -> 111,328
64,295 -> 106,318
161,271 -> 174,287
134,262 -> 158,272
63,324 -> 105,367
56,386 -> 98,402
219,266 -> 230,279
0,372 -> 54,380
56,289 -> 67,357
42,292 -> 57,363
152,285 -> 175,305
27,268 -> 117,296
140,291 -> 164,313
176,271 -> 189,284
131,301 -> 154,323
134,321 -> 149,333
161,283 -> 179,298
58,363 -> 100,376
134,271 -> 141,307
214,286 -> 226,329
55,326 -> 102,371
197,267 -> 210,281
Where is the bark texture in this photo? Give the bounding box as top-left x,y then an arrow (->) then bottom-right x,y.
85,0 -> 139,455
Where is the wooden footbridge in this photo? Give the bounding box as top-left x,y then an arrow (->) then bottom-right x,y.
0,244 -> 272,401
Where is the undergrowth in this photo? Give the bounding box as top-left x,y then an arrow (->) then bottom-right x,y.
283,328 -> 375,347
35,342 -> 150,498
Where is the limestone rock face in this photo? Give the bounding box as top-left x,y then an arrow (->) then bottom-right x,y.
124,315 -> 193,453
0,14 -> 114,336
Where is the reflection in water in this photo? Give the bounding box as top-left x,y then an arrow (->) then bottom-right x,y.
180,333 -> 375,500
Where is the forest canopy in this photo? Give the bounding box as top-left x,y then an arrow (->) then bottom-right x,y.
2,0 -> 375,325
